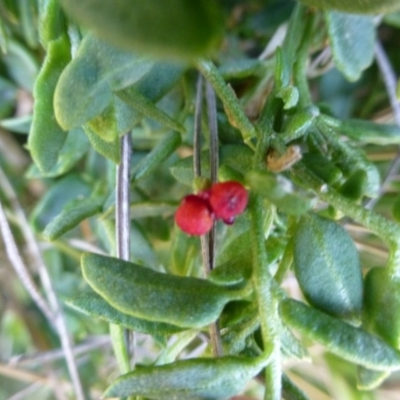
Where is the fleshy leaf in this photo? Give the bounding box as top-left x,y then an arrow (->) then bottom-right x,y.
29,174 -> 91,231
54,34 -> 153,130
363,267 -> 400,349
104,355 -> 268,399
59,0 -> 223,60
325,11 -> 375,82
81,253 -> 243,329
28,35 -> 70,172
132,131 -> 182,181
293,214 -> 363,323
300,0 -> 400,14
280,299 -> 400,371
67,292 -> 182,336
43,196 -> 104,240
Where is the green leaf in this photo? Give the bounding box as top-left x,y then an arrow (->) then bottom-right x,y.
0,115 -> 32,134
245,171 -> 312,215
28,36 -> 70,172
26,128 -> 90,178
130,202 -> 176,219
29,174 -> 91,231
170,144 -> 253,186
282,374 -> 310,400
280,298 -> 400,371
43,196 -> 103,241
169,227 -> 198,276
363,267 -> 400,349
116,62 -> 185,134
18,0 -> 39,48
356,366 -> 390,391
81,253 -> 243,329
104,355 -> 268,399
2,40 -> 39,91
67,292 -> 182,336
300,0 -> 400,14
116,87 -> 185,134
328,118 -> 400,145
293,214 -> 363,323
338,169 -> 368,201
84,125 -> 120,164
132,131 -> 182,181
54,34 -> 154,130
85,102 -> 118,143
59,0 -> 223,60
325,11 -> 375,82
302,154 -> 342,185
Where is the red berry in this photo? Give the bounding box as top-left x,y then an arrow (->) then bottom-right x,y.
175,195 -> 213,236
209,181 -> 248,221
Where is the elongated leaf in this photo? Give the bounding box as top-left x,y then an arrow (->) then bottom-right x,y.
280,299 -> 400,371
132,131 -> 182,181
116,87 -> 184,133
325,11 -> 375,82
59,0 -> 223,60
67,292 -> 182,336
81,253 -> 243,329
170,144 -> 253,186
30,174 -> 91,231
300,0 -> 400,14
104,355 -> 268,399
28,36 -> 70,172
330,118 -> 400,145
43,196 -> 103,240
116,62 -> 185,134
293,214 -> 363,322
54,34 -> 153,130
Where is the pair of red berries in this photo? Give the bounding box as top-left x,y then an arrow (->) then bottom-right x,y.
175,181 -> 249,236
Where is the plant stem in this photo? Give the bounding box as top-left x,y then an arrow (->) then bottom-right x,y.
250,195 -> 281,400
292,164 -> 400,270
198,59 -> 257,149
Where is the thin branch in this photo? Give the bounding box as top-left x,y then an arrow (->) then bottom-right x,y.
194,75 -> 212,274
0,167 -> 85,400
366,42 -> 400,210
116,133 -> 132,262
0,201 -> 53,323
205,81 -> 223,357
114,133 -> 134,373
9,335 -> 111,367
193,74 -> 204,177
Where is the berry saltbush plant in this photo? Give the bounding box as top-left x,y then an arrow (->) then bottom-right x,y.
2,0 -> 400,399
